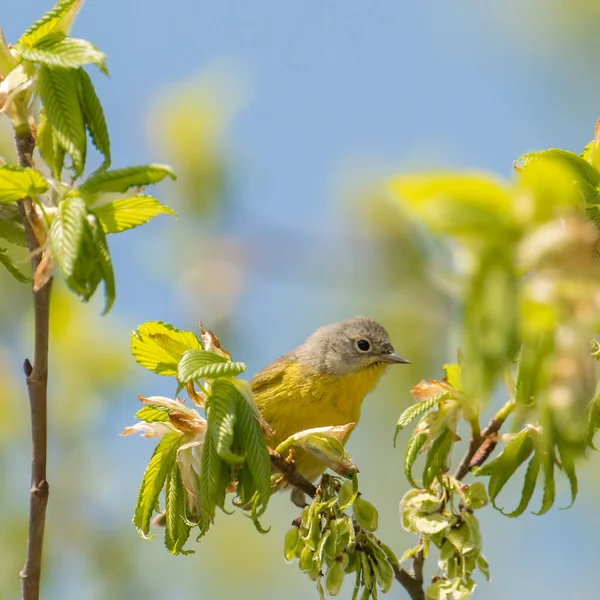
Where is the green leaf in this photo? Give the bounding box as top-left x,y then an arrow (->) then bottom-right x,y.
0,164 -> 48,202
133,431 -> 182,537
404,429 -> 428,488
135,405 -> 171,423
88,215 -> 115,314
79,164 -> 176,196
93,195 -> 176,234
131,321 -> 202,377
206,380 -> 245,464
36,108 -> 63,178
0,219 -> 27,247
18,0 -> 83,47
557,444 -> 578,510
476,428 -> 534,508
50,195 -> 87,280
178,348 -> 245,383
501,454 -> 541,518
422,427 -> 453,488
18,32 -> 107,74
534,449 -> 555,515
0,247 -> 30,282
164,464 -> 192,555
517,148 -> 600,203
38,65 -> 86,177
394,393 -> 447,445
443,363 -> 462,390
77,68 -> 111,169
232,381 -> 271,511
413,513 -> 449,535
388,173 -> 516,240
199,421 -> 221,529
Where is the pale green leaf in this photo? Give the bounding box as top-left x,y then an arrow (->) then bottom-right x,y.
131,321 -> 202,376
36,108 -> 63,178
0,164 -> 48,202
38,65 -> 86,177
404,429 -> 428,488
77,68 -> 111,169
50,195 -> 86,279
206,380 -> 244,464
133,432 -> 182,537
395,393 -> 447,445
88,215 -> 115,314
18,0 -> 83,47
199,421 -> 220,530
443,363 -> 462,390
534,449 -> 555,516
79,164 -> 176,196
178,349 -> 245,383
557,444 -> 578,510
94,195 -> 176,234
422,427 -> 453,488
0,247 -> 30,282
135,405 -> 170,423
0,219 -> 27,247
164,465 -> 192,555
501,453 -> 541,518
413,513 -> 449,535
18,32 -> 107,74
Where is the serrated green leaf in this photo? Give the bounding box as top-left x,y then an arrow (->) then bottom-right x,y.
36,108 -> 63,178
534,449 -> 555,515
88,214 -> 115,313
477,428 -> 534,508
133,431 -> 182,537
18,0 -> 83,47
18,32 -> 108,74
199,421 -> 220,529
232,381 -> 271,511
131,321 -> 202,376
502,453 -> 541,518
0,219 -> 27,247
0,164 -> 48,202
557,444 -> 578,510
178,349 -> 245,383
79,164 -> 176,196
0,247 -> 30,282
404,429 -> 428,488
206,380 -> 244,464
422,427 -> 453,488
135,405 -> 171,423
93,195 -> 176,234
77,68 -> 110,169
395,393 -> 447,445
164,464 -> 192,555
38,65 -> 86,177
50,195 -> 86,280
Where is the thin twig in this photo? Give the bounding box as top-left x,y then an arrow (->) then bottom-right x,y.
269,448 -> 318,498
454,400 -> 516,481
16,128 -> 53,600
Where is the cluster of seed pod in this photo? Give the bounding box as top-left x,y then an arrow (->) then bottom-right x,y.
283,476 -> 400,599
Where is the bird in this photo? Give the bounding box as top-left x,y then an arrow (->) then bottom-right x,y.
251,316 -> 410,496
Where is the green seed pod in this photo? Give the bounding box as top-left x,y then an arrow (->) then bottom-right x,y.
307,515 -> 322,551
284,527 -> 300,562
299,546 -> 314,572
324,521 -> 338,558
308,554 -> 322,581
326,561 -> 345,596
371,555 -> 393,593
339,551 -> 350,569
295,533 -> 306,559
360,552 -> 373,590
360,585 -> 372,600
345,550 -> 359,573
354,496 -> 379,532
338,480 -> 355,508
378,543 -> 401,571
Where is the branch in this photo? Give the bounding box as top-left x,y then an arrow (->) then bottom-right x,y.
269,448 -> 318,498
454,400 -> 516,481
391,562 -> 426,600
16,127 -> 53,600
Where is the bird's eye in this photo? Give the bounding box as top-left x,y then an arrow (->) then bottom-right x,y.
356,339 -> 371,352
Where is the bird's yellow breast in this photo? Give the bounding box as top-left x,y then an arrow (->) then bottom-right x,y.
253,360 -> 388,481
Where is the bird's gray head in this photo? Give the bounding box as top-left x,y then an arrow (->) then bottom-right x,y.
294,316 -> 410,375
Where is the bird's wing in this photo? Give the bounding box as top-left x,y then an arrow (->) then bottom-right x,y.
250,351 -> 295,395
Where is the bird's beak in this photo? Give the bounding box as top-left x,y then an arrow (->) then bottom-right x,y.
380,351 -> 411,365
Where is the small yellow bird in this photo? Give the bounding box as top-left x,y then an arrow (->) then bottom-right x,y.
251,316 -> 409,488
